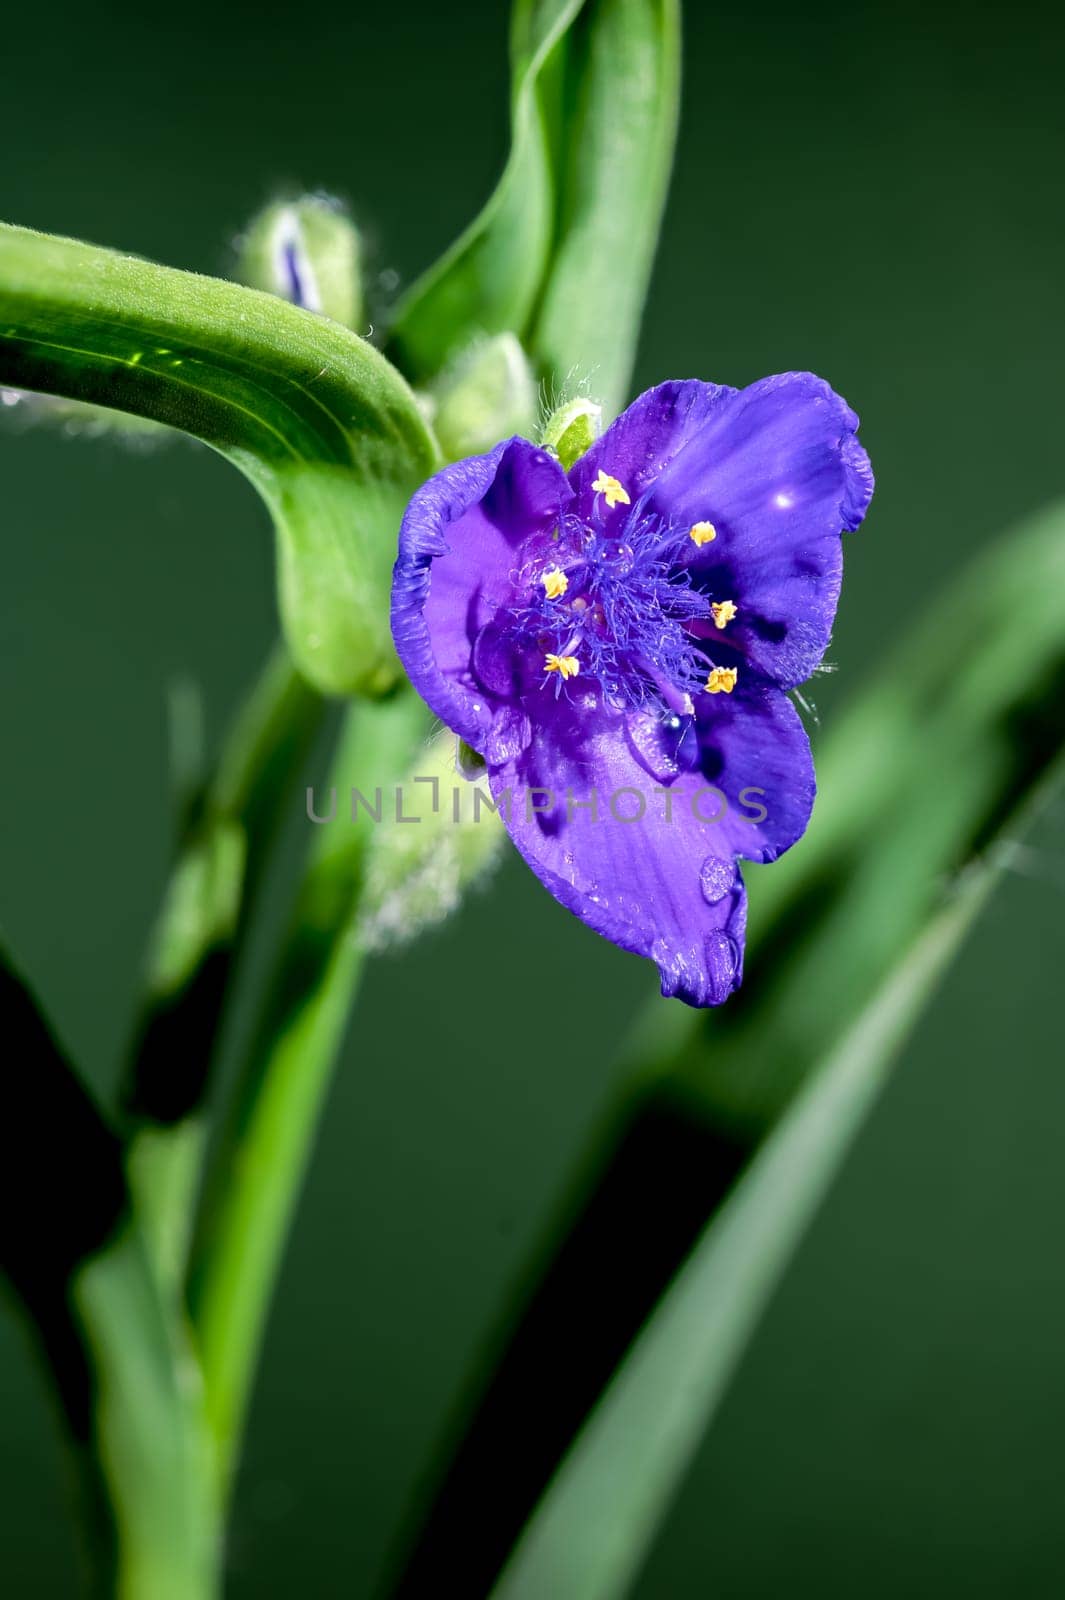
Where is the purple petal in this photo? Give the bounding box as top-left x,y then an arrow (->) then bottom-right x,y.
574,376 -> 873,688
391,439 -> 573,745
570,380 -> 736,513
692,684 -> 816,863
487,696 -> 748,1007
839,432 -> 875,532
622,682 -> 815,863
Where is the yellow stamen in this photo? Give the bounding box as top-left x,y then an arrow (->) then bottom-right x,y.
545,652 -> 580,680
689,521 -> 717,547
590,470 -> 631,509
541,565 -> 569,600
710,600 -> 737,630
704,666 -> 738,695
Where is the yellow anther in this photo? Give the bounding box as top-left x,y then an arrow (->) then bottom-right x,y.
542,565 -> 569,600
704,666 -> 738,695
689,521 -> 717,547
591,470 -> 631,508
545,653 -> 580,680
710,600 -> 737,630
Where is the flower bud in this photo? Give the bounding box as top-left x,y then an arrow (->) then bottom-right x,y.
541,396 -> 603,471
356,724 -> 505,951
428,334 -> 538,461
236,194 -> 364,330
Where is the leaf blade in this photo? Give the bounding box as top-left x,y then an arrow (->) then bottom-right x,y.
529,0 -> 682,417
0,222 -> 438,695
0,939 -> 216,1595
491,754 -> 1065,1600
387,0 -> 587,378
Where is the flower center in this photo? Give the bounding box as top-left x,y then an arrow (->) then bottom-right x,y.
505,484 -> 737,714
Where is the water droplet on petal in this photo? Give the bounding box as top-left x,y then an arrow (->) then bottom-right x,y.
471,624 -> 518,696
484,707 -> 532,766
699,855 -> 735,904
625,712 -> 696,783
703,930 -> 741,1003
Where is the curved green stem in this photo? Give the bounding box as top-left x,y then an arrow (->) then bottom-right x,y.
0,222 -> 437,695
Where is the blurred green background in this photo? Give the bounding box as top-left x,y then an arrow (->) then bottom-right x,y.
3,0 -> 1065,1594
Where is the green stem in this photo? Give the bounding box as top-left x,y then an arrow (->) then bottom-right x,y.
76,1236 -> 219,1600
126,1121 -> 209,1308
123,648 -> 326,1300
194,935 -> 366,1490
187,690 -> 428,1495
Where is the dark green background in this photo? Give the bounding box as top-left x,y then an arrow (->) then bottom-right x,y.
3,0 -> 1065,1593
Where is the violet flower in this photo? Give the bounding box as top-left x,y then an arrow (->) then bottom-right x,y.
391,375 -> 873,1006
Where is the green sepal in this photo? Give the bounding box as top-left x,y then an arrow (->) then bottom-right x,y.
541,394 -> 602,469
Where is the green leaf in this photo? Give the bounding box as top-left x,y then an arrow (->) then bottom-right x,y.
490,754 -> 1065,1600
0,222 -> 438,696
0,383 -> 169,440
528,0 -> 681,418
442,502 -> 1054,1563
388,0 -> 586,378
389,0 -> 680,420
0,940 -> 216,1597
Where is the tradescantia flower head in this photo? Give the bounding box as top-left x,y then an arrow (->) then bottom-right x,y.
391,375 -> 873,1006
